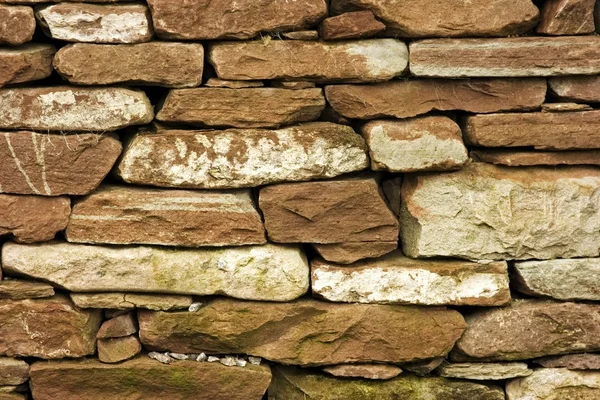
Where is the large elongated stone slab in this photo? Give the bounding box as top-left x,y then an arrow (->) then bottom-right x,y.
209,39 -> 408,82
506,368 -> 600,400
2,242 -> 308,302
410,37 -> 600,77
29,357 -> 271,400
0,295 -> 101,359
400,163 -> 600,260
139,298 -> 466,366
0,44 -> 55,86
549,75 -> 600,102
0,87 -> 153,131
0,132 -> 122,195
70,292 -> 192,311
0,5 -> 35,45
437,362 -> 532,380
66,185 -> 265,247
471,149 -> 600,166
116,123 -> 368,189
311,253 -> 510,306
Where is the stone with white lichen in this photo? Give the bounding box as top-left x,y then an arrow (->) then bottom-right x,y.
506,368 -> 600,399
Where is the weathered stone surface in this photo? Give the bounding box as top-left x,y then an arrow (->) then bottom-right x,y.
401,358 -> 444,376
0,280 -> 55,300
156,88 -> 325,128
331,0 -> 539,37
464,111 -> 600,150
325,78 -> 546,119
0,87 -> 153,131
453,300 -> 600,361
361,117 -> 468,172
97,336 -> 141,364
506,368 -> 600,400
147,0 -> 326,40
549,75 -> 600,102
269,366 -> 504,400
66,185 -> 265,247
312,254 -> 510,306
322,364 -> 402,380
437,362 -> 532,380
0,44 -> 55,86
0,195 -> 70,243
534,354 -> 600,369
282,31 -> 320,40
139,298 -> 465,366
319,11 -> 385,40
260,177 -> 398,244
205,78 -> 263,88
312,241 -> 397,264
97,313 -> 137,339
0,358 -> 28,386
471,149 -> 600,166
209,39 -> 408,82
71,292 -> 192,311
2,242 -> 309,302
400,162 -> 600,260
117,123 -> 368,189
0,393 -> 25,400
0,295 -> 101,359
542,102 -> 592,112
537,0 -> 595,35
36,3 -> 152,43
0,6 -> 35,45
410,37 -> 600,77
29,357 -> 271,400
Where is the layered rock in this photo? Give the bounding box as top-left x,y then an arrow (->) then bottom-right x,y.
0,358 -> 28,385
0,44 -> 55,86
70,293 -> 192,311
0,6 -> 35,45
116,123 -> 368,189
400,163 -> 600,260
437,362 -> 532,380
549,75 -> 600,102
322,364 -> 402,380
312,242 -> 397,264
534,354 -> 600,369
471,149 -> 600,166
319,11 -> 385,40
97,336 -> 141,364
506,368 -> 600,399
97,313 -> 137,339
0,280 -> 55,300
537,0 -> 595,35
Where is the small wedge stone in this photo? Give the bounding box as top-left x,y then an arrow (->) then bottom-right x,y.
322,364 -> 402,380
470,149 -> 600,166
97,313 -> 137,339
312,242 -> 397,264
437,362 -> 532,380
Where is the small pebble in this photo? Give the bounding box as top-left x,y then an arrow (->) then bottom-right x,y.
248,356 -> 262,365
168,353 -> 188,360
196,353 -> 208,362
235,357 -> 247,367
220,356 -> 237,367
149,352 -> 172,364
188,302 -> 203,312
207,356 -> 220,363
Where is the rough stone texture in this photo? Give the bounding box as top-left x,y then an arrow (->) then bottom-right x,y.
410,37 -> 600,77
71,293 -> 192,311
156,88 -> 325,128
542,102 -> 592,112
453,300 -> 600,361
402,358 -> 444,376
312,241 -> 397,264
271,81 -> 316,90
311,254 -> 510,306
437,362 -> 532,380
54,43 -> 204,88
471,149 -> 600,166
0,5 -> 35,45
513,258 -> 600,300
29,357 -> 272,400
116,123 -> 368,189
0,44 -> 55,86
537,0 -> 595,35
66,185 -> 266,247
36,3 -> 152,43
0,195 -> 70,243
209,39 -> 408,82
0,87 -> 153,131
0,132 -> 122,196
139,298 -> 466,366
2,242 -> 309,302
282,31 -> 320,40
506,368 -> 600,400
260,177 -> 398,244
205,78 -> 264,88
464,111 -> 600,150
534,354 -> 600,369
319,11 -> 385,40
325,78 -> 546,119
0,358 -> 28,386
0,393 -> 25,400
97,336 -> 141,364
322,364 -> 402,380
0,280 -> 55,300
0,295 -> 101,359
330,0 -> 539,37
549,75 -> 600,102
147,0 -> 327,40
97,313 -> 137,339
269,366 -> 504,400
400,162 -> 600,260
361,117 -> 468,172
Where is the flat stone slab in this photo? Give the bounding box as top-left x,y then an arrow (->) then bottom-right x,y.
0,358 -> 28,386
537,0 -> 595,35
506,368 -> 600,400
0,280 -> 55,300
534,354 -> 600,369
312,241 -> 397,264
542,102 -> 592,112
322,364 -> 402,380
0,5 -> 35,45
550,76 -> 600,102
0,44 -> 55,86
437,362 -> 532,380
471,149 -> 600,166
71,292 -> 192,311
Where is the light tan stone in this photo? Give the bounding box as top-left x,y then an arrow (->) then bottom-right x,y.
204,78 -> 263,88
97,313 -> 137,339
71,292 -> 192,311
281,31 -> 320,40
312,241 -> 397,264
0,358 -> 28,386
0,280 -> 55,300
271,81 -> 316,89
471,149 -> 600,166
0,5 -> 35,45
0,44 -> 55,86
437,362 -> 532,380
506,368 -> 600,400
541,102 -> 592,112
549,75 -> 600,102
97,336 -> 141,364
319,11 -> 385,40
0,195 -> 69,243
537,0 -> 595,35
322,364 -> 402,380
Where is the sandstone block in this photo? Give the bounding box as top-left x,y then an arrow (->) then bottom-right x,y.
322,364 -> 402,380
537,0 -> 595,35
71,292 -> 192,311
402,358 -> 444,376
312,241 -> 397,264
204,78 -> 264,88
97,313 -> 137,339
0,280 -> 55,300
0,393 -> 24,400
282,31 -> 320,40
471,149 -> 600,166
319,11 -> 385,40
542,102 -> 592,112
97,336 -> 141,364
534,354 -> 600,369
549,75 -> 600,102
506,368 -> 600,400
0,195 -> 69,243
0,6 -> 35,45
0,359 -> 28,386
437,362 -> 532,380
0,44 -> 55,86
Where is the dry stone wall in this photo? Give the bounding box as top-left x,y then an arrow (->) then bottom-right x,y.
0,1 -> 599,399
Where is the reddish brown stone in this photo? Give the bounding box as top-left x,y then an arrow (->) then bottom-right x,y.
0,44 -> 55,86
97,313 -> 137,339
282,31 -> 320,40
312,241 -> 397,264
0,280 -> 55,300
0,5 -> 35,45
97,336 -> 141,364
549,75 -> 600,102
534,353 -> 600,369
319,11 -> 385,40
471,149 -> 600,166
537,0 -> 595,35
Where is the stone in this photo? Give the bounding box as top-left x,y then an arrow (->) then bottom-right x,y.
97,336 -> 141,364
382,176 -> 402,216
320,106 -> 353,125
470,149 -> 600,166
70,293 -> 192,311
322,364 -> 402,380
400,162 -> 600,260
506,368 -> 600,400
209,39 -> 408,82
0,5 -> 35,45
513,258 -> 600,300
0,385 -> 25,394
54,43 -> 204,88
259,176 -> 398,244
549,75 -> 600,102
269,366 -> 504,400
204,78 -> 263,88
325,78 -> 546,119
453,300 -> 600,361
97,313 -> 137,339
29,357 -> 271,400
0,358 -> 28,386
401,358 -> 444,376
330,0 -> 539,37
0,280 -> 55,300
147,0 -> 326,40
319,11 -> 385,40
312,254 -> 510,306
0,295 -> 101,359
36,3 -> 152,43
0,44 -> 55,86
0,132 -> 121,196
139,298 -> 465,366
410,36 -> 600,77
0,393 -> 25,400
0,195 -> 70,243
437,362 -> 532,380
271,81 -> 316,89
281,31 -> 320,40
542,102 -> 592,112
156,88 -> 325,128
2,242 -> 309,302
537,0 -> 595,35
534,354 -> 600,369
66,185 -> 266,247
464,111 -> 600,150
312,242 -> 397,264
116,122 -> 368,189
361,117 -> 468,172
0,87 -> 153,131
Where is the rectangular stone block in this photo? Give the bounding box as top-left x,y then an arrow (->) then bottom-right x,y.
0,358 -> 28,386
0,5 -> 35,45
70,292 -> 192,311
0,195 -> 69,243
549,75 -> 600,102
0,280 -> 55,300
471,149 -> 600,166
0,44 -> 54,86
